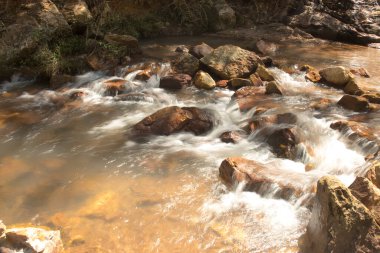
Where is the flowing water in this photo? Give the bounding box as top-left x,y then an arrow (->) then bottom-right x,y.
0,37 -> 379,252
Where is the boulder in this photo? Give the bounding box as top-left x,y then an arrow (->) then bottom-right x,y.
207,0 -> 236,31
189,43 -> 214,59
232,86 -> 265,99
61,0 -> 92,33
219,131 -> 243,144
102,78 -> 128,96
338,95 -> 371,112
256,65 -> 275,82
228,78 -> 252,89
219,157 -> 311,200
194,71 -> 216,90
133,106 -> 213,136
200,45 -> 260,79
266,127 -> 299,160
349,177 -> 380,224
265,81 -> 283,95
344,79 -> 364,95
299,176 -> 380,253
104,33 -> 138,48
319,66 -> 351,87
159,74 -> 192,90
172,52 -> 200,76
1,227 -> 63,253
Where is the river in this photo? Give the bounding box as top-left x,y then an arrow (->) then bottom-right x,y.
0,36 -> 379,252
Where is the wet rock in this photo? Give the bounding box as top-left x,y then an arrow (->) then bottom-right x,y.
159,74 -> 192,90
330,121 -> 377,142
319,66 -> 351,87
194,71 -> 216,90
219,131 -> 243,144
349,177 -> 380,224
310,98 -> 333,111
133,106 -> 213,136
249,74 -> 264,86
366,162 -> 380,189
134,70 -> 151,81
267,127 -> 299,160
300,65 -> 317,73
103,78 -> 128,96
189,43 -> 214,59
79,191 -> 121,221
200,45 -> 260,79
61,0 -> 92,33
265,81 -> 283,95
350,67 -> 371,78
299,176 -> 380,253
344,79 -> 364,95
208,0 -> 236,32
104,33 -> 139,48
228,78 -> 252,89
216,80 -> 229,88
219,157 -> 308,200
114,92 -> 159,103
338,95 -> 371,112
1,227 -> 63,253
68,90 -> 87,100
362,92 -> 380,104
305,71 -> 321,83
246,113 -> 298,133
50,74 -> 75,89
256,65 -> 275,82
172,52 -> 199,76
261,56 -> 273,68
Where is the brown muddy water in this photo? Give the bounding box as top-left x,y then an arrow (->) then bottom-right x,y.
0,36 -> 379,253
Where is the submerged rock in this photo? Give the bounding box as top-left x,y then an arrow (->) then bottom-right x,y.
319,66 -> 351,87
200,45 -> 260,79
338,95 -> 371,112
159,74 -> 192,90
133,106 -> 213,136
194,71 -> 216,90
299,176 -> 380,253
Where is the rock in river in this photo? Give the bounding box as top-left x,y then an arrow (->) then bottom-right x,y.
299,176 -> 380,253
194,71 -> 216,90
319,66 -> 351,87
160,74 -> 192,90
133,106 -> 214,136
338,95 -> 371,112
200,45 -> 260,79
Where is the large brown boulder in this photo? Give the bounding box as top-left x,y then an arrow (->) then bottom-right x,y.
319,66 -> 351,87
300,176 -> 380,253
200,45 -> 260,79
349,177 -> 380,224
344,78 -> 364,95
219,157 -> 314,200
133,106 -> 213,136
338,95 -> 371,112
159,74 -> 192,90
